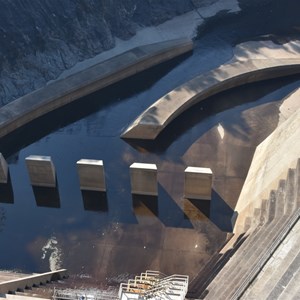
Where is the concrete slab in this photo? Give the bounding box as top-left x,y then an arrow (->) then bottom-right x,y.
0,153 -> 8,184
184,167 -> 213,200
130,163 -> 158,196
77,159 -> 106,192
25,155 -> 56,188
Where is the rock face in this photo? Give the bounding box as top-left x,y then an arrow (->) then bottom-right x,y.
0,0 -> 199,105
0,0 -> 282,106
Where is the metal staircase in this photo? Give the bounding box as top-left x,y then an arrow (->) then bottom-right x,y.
118,270 -> 188,300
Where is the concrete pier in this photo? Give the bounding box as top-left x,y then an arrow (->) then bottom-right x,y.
25,155 -> 56,187
0,153 -> 8,183
0,38 -> 192,140
121,58 -> 300,139
184,167 -> 213,200
130,163 -> 158,196
77,159 -> 106,192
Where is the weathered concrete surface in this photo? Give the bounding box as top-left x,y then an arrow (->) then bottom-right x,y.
25,155 -> 56,188
130,163 -> 157,196
233,100 -> 300,234
2,295 -> 49,300
0,153 -> 8,183
77,159 -> 106,192
184,167 -> 213,200
0,39 -> 192,139
121,58 -> 300,139
0,269 -> 67,294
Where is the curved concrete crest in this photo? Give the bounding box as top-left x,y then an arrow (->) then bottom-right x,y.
121,58 -> 300,140
0,38 -> 193,139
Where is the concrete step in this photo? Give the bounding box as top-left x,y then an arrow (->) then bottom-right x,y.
277,263 -> 300,300
284,168 -> 296,215
265,249 -> 300,300
267,190 -> 277,223
202,227 -> 264,298
295,158 -> 300,209
240,217 -> 300,299
14,291 -> 50,299
259,199 -> 269,226
204,207 -> 300,299
1,294 -> 48,300
274,179 -> 286,219
187,233 -> 247,299
243,217 -> 252,232
251,208 -> 261,229
0,272 -> 29,283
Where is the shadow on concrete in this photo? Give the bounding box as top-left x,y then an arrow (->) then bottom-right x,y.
184,198 -> 211,219
32,186 -> 60,208
158,184 -> 193,229
81,190 -> 108,212
0,172 -> 14,204
183,189 -> 236,232
132,194 -> 158,216
210,190 -> 235,232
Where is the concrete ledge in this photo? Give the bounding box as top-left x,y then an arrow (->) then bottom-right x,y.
130,163 -> 158,196
77,159 -> 106,192
25,155 -> 56,187
0,38 -> 193,139
121,58 -> 300,139
0,269 -> 67,294
0,153 -> 8,183
184,167 -> 213,200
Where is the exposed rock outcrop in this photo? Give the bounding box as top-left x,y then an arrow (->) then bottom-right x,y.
0,0 -> 295,106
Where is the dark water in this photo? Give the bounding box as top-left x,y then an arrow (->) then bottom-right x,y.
1,1 -> 300,286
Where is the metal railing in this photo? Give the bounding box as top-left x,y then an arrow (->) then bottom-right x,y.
118,271 -> 188,300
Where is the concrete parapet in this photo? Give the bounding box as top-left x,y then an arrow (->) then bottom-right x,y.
184,167 -> 213,200
121,58 -> 300,139
130,163 -> 158,196
0,153 -> 8,183
25,155 -> 56,188
77,159 -> 106,192
0,269 -> 67,294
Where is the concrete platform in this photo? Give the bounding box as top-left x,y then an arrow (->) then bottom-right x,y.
184,167 -> 213,200
130,163 -> 158,196
121,58 -> 300,140
25,155 -> 56,188
0,153 -> 8,184
0,269 -> 67,294
77,159 -> 106,192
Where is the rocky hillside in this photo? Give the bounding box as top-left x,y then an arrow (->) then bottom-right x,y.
0,0 -> 278,105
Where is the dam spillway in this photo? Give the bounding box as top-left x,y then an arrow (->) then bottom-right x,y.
0,36 -> 300,291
